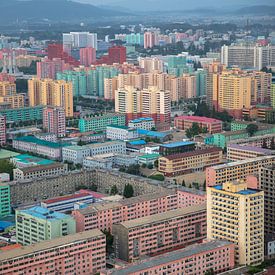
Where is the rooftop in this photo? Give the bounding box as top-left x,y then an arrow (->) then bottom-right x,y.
14,136 -> 70,149
87,140 -> 125,149
18,206 -> 72,220
80,113 -> 125,121
107,125 -> 130,130
160,141 -> 195,148
119,203 -> 206,229
63,145 -> 90,151
137,129 -> 170,138
12,154 -> 54,165
129,117 -> 154,123
18,163 -> 65,174
0,229 -> 104,262
128,140 -> 146,146
213,185 -> 259,195
42,192 -> 93,204
109,240 -> 232,275
175,115 -> 222,123
139,153 -> 160,159
227,144 -> 275,155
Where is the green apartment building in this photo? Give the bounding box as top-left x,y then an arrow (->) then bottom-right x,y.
0,106 -> 43,123
79,113 -> 126,132
0,185 -> 11,217
16,206 -> 76,246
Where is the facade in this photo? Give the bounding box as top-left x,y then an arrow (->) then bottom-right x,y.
13,163 -> 68,181
62,145 -> 91,164
11,154 -> 55,168
272,83 -> 275,108
106,125 -> 139,140
0,105 -> 43,123
83,155 -> 113,170
207,181 -> 264,265
128,117 -> 155,130
36,57 -> 66,79
13,136 -> 68,160
63,32 -> 98,50
80,47 -> 96,66
159,147 -> 223,177
28,78 -> 73,117
159,141 -> 196,156
88,141 -> 126,156
72,189 -> 206,233
206,155 -> 275,186
43,106 -> 66,138
138,153 -> 159,165
259,166 -> 275,235
0,115 -> 6,145
16,206 -> 76,245
79,114 -> 126,133
174,115 -> 222,134
227,144 -> 275,162
0,184 -> 11,217
103,240 -> 234,275
115,86 -> 171,129
0,230 -> 106,275
113,204 -> 206,262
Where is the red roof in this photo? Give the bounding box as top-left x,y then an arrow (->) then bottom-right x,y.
77,189 -> 106,199
175,115 -> 222,124
43,192 -> 92,204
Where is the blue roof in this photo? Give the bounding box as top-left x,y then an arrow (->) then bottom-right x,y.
137,129 -> 168,138
14,154 -> 55,165
20,206 -> 71,220
130,117 -> 154,123
128,140 -> 146,145
0,221 -> 14,231
238,190 -> 258,195
161,141 -> 195,148
213,185 -> 223,190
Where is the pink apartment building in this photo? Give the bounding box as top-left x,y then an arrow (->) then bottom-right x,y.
0,230 -> 106,275
112,204 -> 206,262
80,47 -> 96,67
0,115 -> 6,145
72,188 -> 206,232
101,240 -> 234,275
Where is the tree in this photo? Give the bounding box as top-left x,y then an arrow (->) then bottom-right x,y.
154,159 -> 159,168
149,174 -> 165,181
123,183 -> 134,198
262,138 -> 268,149
0,160 -> 16,180
246,124 -> 258,137
182,180 -> 186,187
141,163 -> 146,168
110,185 -> 118,195
271,137 -> 275,150
147,163 -> 153,169
90,182 -> 97,192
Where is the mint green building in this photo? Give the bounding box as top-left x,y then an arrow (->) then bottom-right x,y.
230,121 -> 252,131
195,69 -> 207,97
79,113 -> 126,132
0,185 -> 11,217
211,127 -> 275,149
16,206 -> 76,245
0,106 -> 43,123
167,55 -> 193,77
126,33 -> 144,46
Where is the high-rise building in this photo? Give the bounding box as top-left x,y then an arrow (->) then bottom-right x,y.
115,85 -> 171,129
80,47 -> 96,67
138,57 -> 164,73
36,57 -> 67,79
259,165 -> 275,235
0,185 -> 11,217
0,115 -> 6,145
144,32 -> 157,49
271,83 -> 275,108
63,32 -> 98,50
167,55 -> 192,77
126,33 -> 144,46
207,180 -> 264,266
97,46 -> 126,65
16,206 -> 76,245
28,79 -> 73,117
0,81 -> 24,109
43,106 -> 66,138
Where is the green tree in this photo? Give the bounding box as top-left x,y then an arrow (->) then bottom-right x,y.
154,159 -> 158,168
103,229 -> 113,253
262,138 -> 268,149
246,124 -> 258,137
149,174 -> 165,181
110,185 -> 118,195
182,180 -> 186,187
204,268 -> 215,275
123,183 -> 134,198
147,163 -> 153,169
141,163 -> 146,168
0,159 -> 16,180
90,182 -> 98,192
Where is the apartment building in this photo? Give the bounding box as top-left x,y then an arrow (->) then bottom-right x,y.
88,141 -> 127,156
0,115 -> 6,145
227,144 -> 275,162
62,145 -> 91,164
259,165 -> 275,235
13,163 -> 68,181
128,117 -> 155,130
16,206 -> 76,245
0,184 -> 11,218
207,181 -> 264,265
106,125 -> 139,140
159,147 -> 223,177
0,230 -> 106,274
174,115 -> 222,134
102,240 -> 234,275
206,155 -> 275,186
159,141 -> 196,156
113,204 -> 206,262
72,189 -> 206,232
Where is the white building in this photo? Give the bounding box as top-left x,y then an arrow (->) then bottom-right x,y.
106,125 -> 139,141
128,117 -> 155,131
62,145 -> 90,164
88,141 -> 126,156
83,155 -> 113,170
63,32 -> 98,51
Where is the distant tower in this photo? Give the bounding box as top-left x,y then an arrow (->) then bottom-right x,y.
2,53 -> 8,73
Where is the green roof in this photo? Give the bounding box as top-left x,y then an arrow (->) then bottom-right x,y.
12,154 -> 55,165
107,125 -> 129,130
139,153 -> 160,159
0,149 -> 20,160
14,136 -> 70,149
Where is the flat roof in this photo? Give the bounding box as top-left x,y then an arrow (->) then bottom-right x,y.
129,117 -> 154,123
80,113 -> 125,121
107,125 -> 130,130
18,206 -> 71,220
0,229 -> 104,262
137,129 -> 169,138
160,141 -> 195,148
63,145 -> 90,151
228,144 -> 275,155
109,240 -> 232,275
175,115 -> 222,123
213,185 -> 260,195
0,149 -> 20,160
87,141 -> 125,149
43,192 -> 93,204
139,153 -> 160,159
12,154 -> 54,165
119,203 -> 206,229
18,163 -> 64,174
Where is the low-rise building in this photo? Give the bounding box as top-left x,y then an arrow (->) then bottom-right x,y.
113,204 -> 206,262
16,206 -> 76,245
227,144 -> 275,161
88,141 -> 127,156
128,117 -> 155,130
83,155 -> 113,170
206,155 -> 275,186
106,125 -> 139,140
138,153 -> 160,166
13,163 -> 68,180
175,115 -> 223,134
0,230 -> 106,275
11,154 -> 55,168
159,147 -> 223,177
62,145 -> 90,164
159,141 -> 196,156
102,240 -> 234,275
